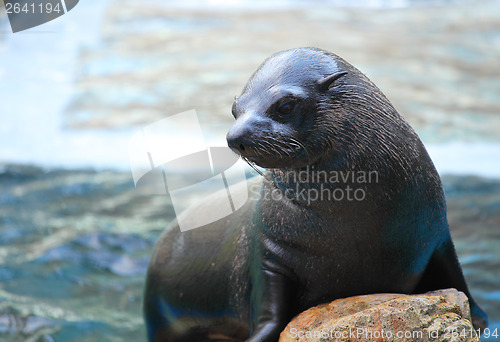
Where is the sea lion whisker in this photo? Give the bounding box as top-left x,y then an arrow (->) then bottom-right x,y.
255,143 -> 268,157
289,137 -> 311,164
242,156 -> 265,177
260,139 -> 280,156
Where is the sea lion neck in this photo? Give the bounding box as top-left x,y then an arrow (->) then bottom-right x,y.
265,158 -> 372,210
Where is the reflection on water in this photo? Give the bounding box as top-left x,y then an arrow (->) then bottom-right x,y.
0,166 -> 170,341
0,0 -> 499,341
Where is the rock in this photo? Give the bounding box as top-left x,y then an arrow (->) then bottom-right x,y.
279,288 -> 479,342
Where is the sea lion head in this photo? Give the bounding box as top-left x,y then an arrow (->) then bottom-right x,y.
226,47 -> 400,170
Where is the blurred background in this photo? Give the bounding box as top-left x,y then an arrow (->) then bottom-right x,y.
0,0 -> 499,341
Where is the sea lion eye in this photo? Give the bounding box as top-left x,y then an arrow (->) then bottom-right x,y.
276,101 -> 295,115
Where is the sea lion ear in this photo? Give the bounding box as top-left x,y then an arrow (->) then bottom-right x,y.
317,71 -> 348,92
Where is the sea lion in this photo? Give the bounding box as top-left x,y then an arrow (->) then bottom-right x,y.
143,47 -> 487,342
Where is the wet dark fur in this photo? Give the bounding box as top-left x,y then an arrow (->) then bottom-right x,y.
144,47 -> 487,342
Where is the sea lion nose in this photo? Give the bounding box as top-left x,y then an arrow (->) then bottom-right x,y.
226,113 -> 262,156
226,124 -> 249,155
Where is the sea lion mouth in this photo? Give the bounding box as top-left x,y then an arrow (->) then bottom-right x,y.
235,136 -> 311,171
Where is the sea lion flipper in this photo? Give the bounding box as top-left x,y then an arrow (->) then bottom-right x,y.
247,268 -> 293,342
415,239 -> 488,330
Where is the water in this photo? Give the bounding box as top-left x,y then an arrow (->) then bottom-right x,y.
0,0 -> 499,341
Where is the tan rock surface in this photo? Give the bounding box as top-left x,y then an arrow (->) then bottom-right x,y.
279,288 -> 479,342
